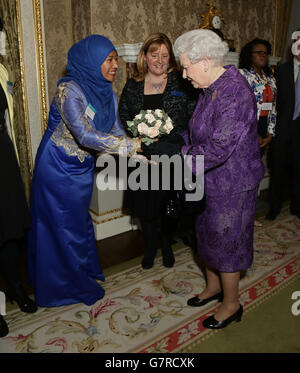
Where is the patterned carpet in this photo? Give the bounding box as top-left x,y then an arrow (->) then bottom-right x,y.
0,210 -> 300,353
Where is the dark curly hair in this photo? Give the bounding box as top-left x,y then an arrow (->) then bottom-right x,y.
239,38 -> 272,75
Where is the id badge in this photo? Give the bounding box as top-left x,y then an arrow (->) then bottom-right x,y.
7,81 -> 13,95
85,104 -> 96,120
261,102 -> 272,111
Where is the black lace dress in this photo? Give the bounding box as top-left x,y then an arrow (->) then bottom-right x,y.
124,93 -> 185,219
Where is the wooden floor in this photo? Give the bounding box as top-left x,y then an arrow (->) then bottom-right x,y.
95,228 -> 145,269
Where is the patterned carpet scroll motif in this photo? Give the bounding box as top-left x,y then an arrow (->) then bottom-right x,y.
0,211 -> 299,353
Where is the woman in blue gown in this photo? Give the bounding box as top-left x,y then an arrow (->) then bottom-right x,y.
28,35 -> 140,308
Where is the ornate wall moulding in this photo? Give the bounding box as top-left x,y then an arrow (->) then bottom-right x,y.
116,43 -> 281,67
16,0 -> 33,174
32,0 -> 48,134
18,0 -> 49,161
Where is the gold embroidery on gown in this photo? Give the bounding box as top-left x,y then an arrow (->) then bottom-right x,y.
50,121 -> 91,163
50,83 -> 139,162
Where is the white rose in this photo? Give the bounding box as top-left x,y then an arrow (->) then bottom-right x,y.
135,114 -> 143,120
145,113 -> 155,123
154,109 -> 163,118
137,122 -> 149,135
164,121 -> 173,133
166,118 -> 173,128
147,127 -> 160,138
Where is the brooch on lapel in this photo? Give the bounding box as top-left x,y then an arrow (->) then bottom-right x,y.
171,90 -> 183,97
212,90 -> 217,101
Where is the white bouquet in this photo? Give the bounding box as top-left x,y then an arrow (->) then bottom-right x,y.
127,109 -> 174,146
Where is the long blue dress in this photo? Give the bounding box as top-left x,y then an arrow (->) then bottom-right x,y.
28,81 -> 136,307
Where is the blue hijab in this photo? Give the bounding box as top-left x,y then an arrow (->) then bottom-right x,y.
58,35 -> 116,133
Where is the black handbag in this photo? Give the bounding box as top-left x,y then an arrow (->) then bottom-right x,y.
165,197 -> 181,219
177,180 -> 205,215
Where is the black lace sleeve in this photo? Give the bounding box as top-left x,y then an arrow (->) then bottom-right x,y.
119,79 -> 143,135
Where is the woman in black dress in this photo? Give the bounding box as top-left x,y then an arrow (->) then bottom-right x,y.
119,33 -> 197,269
0,28 -> 37,337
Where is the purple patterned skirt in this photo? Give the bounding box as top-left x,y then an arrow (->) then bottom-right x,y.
195,188 -> 258,272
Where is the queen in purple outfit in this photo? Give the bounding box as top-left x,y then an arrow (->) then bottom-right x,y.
174,30 -> 265,329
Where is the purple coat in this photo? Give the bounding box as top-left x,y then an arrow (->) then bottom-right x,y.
181,65 -> 265,197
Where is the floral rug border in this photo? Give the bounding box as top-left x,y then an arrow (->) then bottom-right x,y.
2,211 -> 300,353
4,246 -> 195,333
135,255 -> 300,353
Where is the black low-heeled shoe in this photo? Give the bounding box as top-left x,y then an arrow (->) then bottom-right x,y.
141,259 -> 154,269
265,210 -> 279,221
187,290 -> 223,307
5,284 -> 38,314
290,210 -> 300,219
202,304 -> 243,329
0,314 -> 9,337
142,255 -> 156,269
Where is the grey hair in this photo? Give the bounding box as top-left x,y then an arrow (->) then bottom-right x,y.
174,29 -> 229,66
